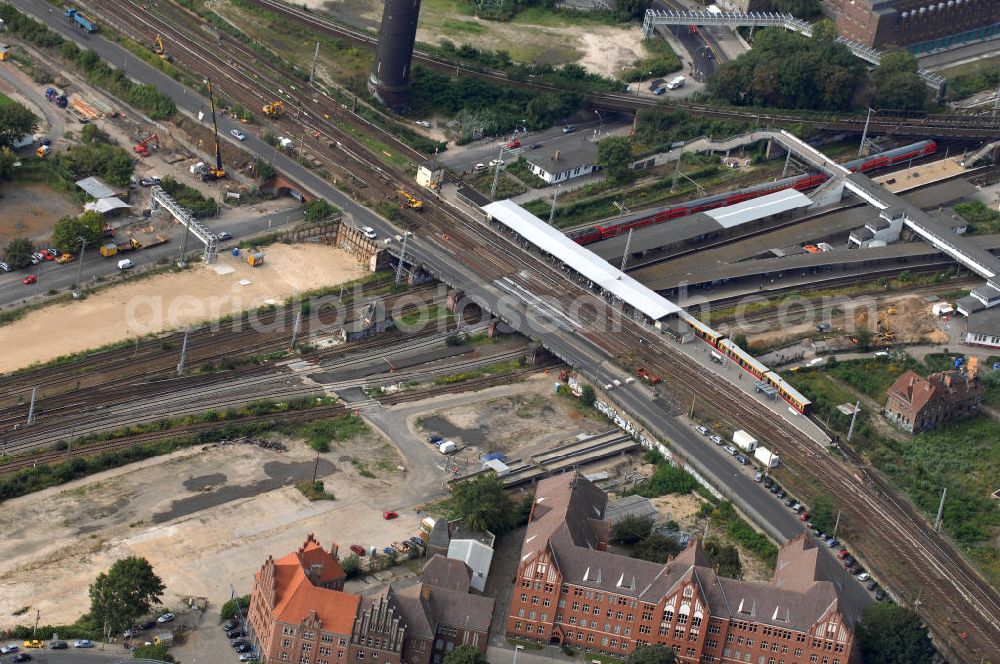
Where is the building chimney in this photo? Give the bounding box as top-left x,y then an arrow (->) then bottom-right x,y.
554,150 -> 560,161
330,541 -> 340,559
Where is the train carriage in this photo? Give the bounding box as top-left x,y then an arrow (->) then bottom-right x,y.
679,311 -> 725,346
764,370 -> 811,413
718,338 -> 769,379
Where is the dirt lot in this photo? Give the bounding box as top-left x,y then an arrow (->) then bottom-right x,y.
0,183 -> 81,246
0,427 -> 411,629
0,244 -> 366,373
413,380 -> 609,459
306,0 -> 644,76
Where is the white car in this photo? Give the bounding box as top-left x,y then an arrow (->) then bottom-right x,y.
489,159 -> 504,168
239,654 -> 256,662
73,640 -> 93,648
415,120 -> 432,128
360,226 -> 377,240
1,645 -> 19,655
118,258 -> 134,270
709,434 -> 723,445
473,163 -> 486,172
857,573 -> 871,582
230,129 -> 246,141
157,612 -> 175,623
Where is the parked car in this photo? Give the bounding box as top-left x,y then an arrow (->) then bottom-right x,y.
230,129 -> 246,141
227,630 -> 244,639
216,231 -> 233,241
349,544 -> 366,556
415,120 -> 432,128
562,125 -> 576,134
157,612 -> 175,623
473,163 -> 486,172
762,477 -> 773,488
118,258 -> 135,270
799,512 -> 810,521
22,275 -> 36,285
0,262 -> 10,272
775,490 -> 787,499
826,539 -> 839,548
1,645 -> 19,655
382,546 -> 394,555
837,549 -> 849,559
695,425 -> 709,435
239,654 -> 257,662
754,471 -> 763,482
722,445 -> 737,456
235,644 -> 252,654
42,249 -> 57,261
11,654 -> 31,663
507,139 -> 521,149
382,511 -> 398,520
857,572 -> 871,582
139,177 -> 161,187
140,620 -> 157,630
734,454 -> 749,465
221,619 -> 239,631
360,226 -> 377,240
866,579 -> 878,591
709,434 -> 723,445
426,435 -> 443,445
73,640 -> 93,648
408,536 -> 423,547
874,588 -> 886,601
784,498 -> 796,507
48,642 -> 67,650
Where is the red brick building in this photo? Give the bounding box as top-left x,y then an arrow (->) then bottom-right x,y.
884,369 -> 983,433
506,474 -> 870,664
248,535 -> 493,664
823,0 -> 1000,50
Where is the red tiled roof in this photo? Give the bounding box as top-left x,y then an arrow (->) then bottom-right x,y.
268,536 -> 357,634
294,535 -> 346,585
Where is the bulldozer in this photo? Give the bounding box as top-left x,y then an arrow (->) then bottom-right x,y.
875,309 -> 896,343
262,100 -> 285,118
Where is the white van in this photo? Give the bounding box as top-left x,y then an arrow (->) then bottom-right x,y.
666,76 -> 686,90
474,163 -> 486,172
117,258 -> 134,270
438,440 -> 457,454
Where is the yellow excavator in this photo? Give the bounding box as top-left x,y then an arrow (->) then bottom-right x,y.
397,189 -> 423,211
262,100 -> 285,118
203,78 -> 225,181
153,34 -> 171,61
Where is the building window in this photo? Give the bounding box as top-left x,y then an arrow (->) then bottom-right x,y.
283,640 -> 293,648
543,598 -> 551,607
300,656 -> 310,664
303,632 -> 315,641
357,652 -> 365,661
322,635 -> 334,644
521,594 -> 528,602
531,596 -> 539,605
303,645 -> 313,654
281,655 -> 289,662
687,649 -> 696,658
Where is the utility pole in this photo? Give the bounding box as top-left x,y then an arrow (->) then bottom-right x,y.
994,82 -> 1000,115
858,107 -> 873,157
73,237 -> 88,298
27,387 -> 37,425
934,486 -> 947,532
176,329 -> 190,376
309,41 -> 320,85
490,146 -> 506,199
620,228 -> 634,272
782,149 -> 792,178
833,509 -> 842,537
548,184 -> 561,225
177,222 -> 191,268
395,231 -> 411,286
671,151 -> 683,192
846,400 -> 861,441
33,609 -> 39,638
289,311 -> 302,350
689,395 -> 696,418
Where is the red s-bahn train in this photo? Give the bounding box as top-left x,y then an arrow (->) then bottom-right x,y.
572,140 -> 938,246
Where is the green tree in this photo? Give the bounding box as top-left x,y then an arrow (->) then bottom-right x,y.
255,159 -> 276,181
442,644 -> 489,664
132,643 -> 175,663
88,557 -> 165,637
340,554 -> 361,579
809,494 -> 835,533
450,472 -> 512,534
304,198 -> 338,222
625,643 -> 676,664
220,594 -> 250,621
771,0 -> 822,18
578,383 -> 596,406
614,0 -> 652,21
0,101 -> 38,149
51,211 -> 104,254
704,540 -> 742,579
632,532 -> 682,563
872,51 -> 927,111
597,136 -> 633,182
731,333 -> 749,349
857,604 -> 935,664
0,146 -> 16,182
612,514 -> 655,544
4,237 -> 35,269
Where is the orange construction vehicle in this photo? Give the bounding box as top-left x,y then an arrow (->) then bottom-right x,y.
636,367 -> 662,385
134,134 -> 159,157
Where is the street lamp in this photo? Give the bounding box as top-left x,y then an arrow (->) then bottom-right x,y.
594,110 -> 603,140
73,236 -> 87,299
512,644 -> 525,664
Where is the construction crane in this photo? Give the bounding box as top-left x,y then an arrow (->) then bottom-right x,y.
203,78 -> 225,181
396,189 -> 423,211
133,133 -> 159,157
153,34 -> 171,61
262,100 -> 284,118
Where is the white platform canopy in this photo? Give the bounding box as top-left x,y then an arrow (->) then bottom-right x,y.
704,188 -> 813,229
483,199 -> 681,321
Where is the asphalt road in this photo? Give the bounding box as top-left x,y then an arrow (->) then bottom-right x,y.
652,0 -> 722,83
437,116 -> 629,175
0,206 -> 304,310
0,648 -> 123,664
15,0 -> 823,552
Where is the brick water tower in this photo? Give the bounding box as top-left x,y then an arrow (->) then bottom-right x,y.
369,0 -> 422,112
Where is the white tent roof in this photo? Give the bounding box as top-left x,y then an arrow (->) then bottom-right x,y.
704,189 -> 813,229
482,200 -> 681,320
84,197 -> 130,214
76,176 -> 117,199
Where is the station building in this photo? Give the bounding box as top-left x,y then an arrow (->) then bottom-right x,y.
823,0 -> 1000,52
506,474 -> 869,663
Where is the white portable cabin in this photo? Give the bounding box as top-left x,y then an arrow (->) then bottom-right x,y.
754,446 -> 780,468
733,429 -> 758,452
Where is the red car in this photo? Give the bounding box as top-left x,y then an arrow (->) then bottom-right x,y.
43,249 -> 58,261
799,512 -> 810,521
349,544 -> 366,556
382,511 -> 398,520
507,139 -> 521,149
837,549 -> 850,559
22,275 -> 37,285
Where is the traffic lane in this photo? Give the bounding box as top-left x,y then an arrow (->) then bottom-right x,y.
0,648 -> 124,664
0,63 -> 66,139
0,207 -> 304,309
652,0 -> 727,66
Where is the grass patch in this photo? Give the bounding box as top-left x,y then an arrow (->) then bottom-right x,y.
954,200 -> 1000,236
433,357 -> 526,385
466,169 -> 527,200
295,479 -> 336,501
281,415 -> 369,453
11,607 -> 29,616
506,158 -> 549,189
399,304 -> 449,326
941,54 -> 1000,101
701,500 -> 778,568
441,18 -> 486,34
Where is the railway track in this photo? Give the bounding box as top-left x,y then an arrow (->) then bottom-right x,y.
243,0 -> 1000,140
33,2 -> 1000,658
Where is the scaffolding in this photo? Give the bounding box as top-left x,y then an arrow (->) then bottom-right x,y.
150,185 -> 220,263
